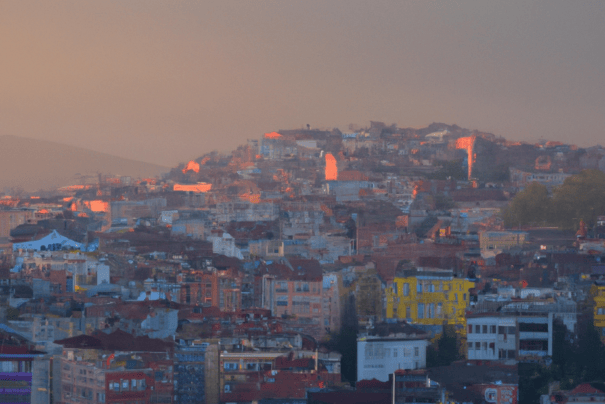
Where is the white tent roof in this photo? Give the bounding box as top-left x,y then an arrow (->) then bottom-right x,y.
12,230 -> 82,251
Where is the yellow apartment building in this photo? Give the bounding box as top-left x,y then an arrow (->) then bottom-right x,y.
386,268 -> 475,335
590,282 -> 605,343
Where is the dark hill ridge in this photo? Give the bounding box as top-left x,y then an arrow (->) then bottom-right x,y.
0,135 -> 169,193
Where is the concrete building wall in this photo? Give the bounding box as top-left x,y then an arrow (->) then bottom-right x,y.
205,343 -> 220,404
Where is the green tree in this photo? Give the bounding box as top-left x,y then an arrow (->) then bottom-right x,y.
573,311 -> 605,383
426,324 -> 462,367
324,294 -> 359,385
551,319 -> 579,389
501,182 -> 550,227
550,170 -> 605,230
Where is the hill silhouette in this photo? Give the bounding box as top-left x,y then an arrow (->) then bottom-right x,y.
0,135 -> 168,193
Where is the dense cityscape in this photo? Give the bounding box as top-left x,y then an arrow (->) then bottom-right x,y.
2,122 -> 605,403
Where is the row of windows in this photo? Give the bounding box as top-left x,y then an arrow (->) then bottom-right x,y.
468,325 -> 516,335
364,344 -> 420,359
398,281 -> 467,296
275,282 -> 319,293
468,342 -> 495,352
63,386 -> 105,402
108,379 -> 146,392
393,303 -> 459,320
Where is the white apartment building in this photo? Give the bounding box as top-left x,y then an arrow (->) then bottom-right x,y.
467,313 -> 553,362
357,336 -> 429,382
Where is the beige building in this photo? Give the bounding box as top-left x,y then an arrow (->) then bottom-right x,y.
0,209 -> 34,238
479,231 -> 528,251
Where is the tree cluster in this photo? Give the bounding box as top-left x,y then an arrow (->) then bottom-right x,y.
426,324 -> 464,367
501,170 -> 605,230
519,315 -> 605,404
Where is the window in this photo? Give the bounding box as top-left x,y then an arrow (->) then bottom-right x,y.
393,349 -> 398,357
122,380 -> 129,391
417,282 -> 423,294
417,303 -> 424,319
519,340 -> 548,351
463,293 -> 467,301
414,347 -> 419,357
468,342 -> 473,350
475,325 -> 481,334
507,326 -> 516,335
437,303 -> 442,317
482,325 -> 488,334
482,342 -> 487,351
489,342 -> 495,354
406,306 -> 411,319
490,325 -> 496,334
428,303 -> 434,318
519,323 -> 548,332
403,283 -> 410,297
468,324 -> 473,334
429,283 -> 435,292
598,308 -> 605,315
475,342 -> 480,349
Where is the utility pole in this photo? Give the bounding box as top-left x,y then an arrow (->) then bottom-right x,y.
392,371 -> 396,404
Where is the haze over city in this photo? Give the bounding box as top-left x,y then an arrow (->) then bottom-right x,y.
3,3 -> 605,404
2,0 -> 604,167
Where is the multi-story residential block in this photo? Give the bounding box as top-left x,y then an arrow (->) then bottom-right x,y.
174,340 -> 209,404
466,315 -> 518,361
321,274 -> 341,335
55,331 -> 174,404
591,281 -> 605,343
386,268 -> 475,334
467,313 -> 553,362
0,209 -> 34,238
178,271 -> 219,306
357,322 -> 430,382
0,324 -> 51,404
261,259 -> 323,325
220,349 -> 339,402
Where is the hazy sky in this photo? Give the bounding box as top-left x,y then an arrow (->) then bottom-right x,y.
2,1 -> 604,167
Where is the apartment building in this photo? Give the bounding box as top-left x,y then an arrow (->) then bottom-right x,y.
467,313 -> 553,362
386,268 -> 475,334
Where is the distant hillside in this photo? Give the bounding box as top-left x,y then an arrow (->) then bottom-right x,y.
0,135 -> 169,193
